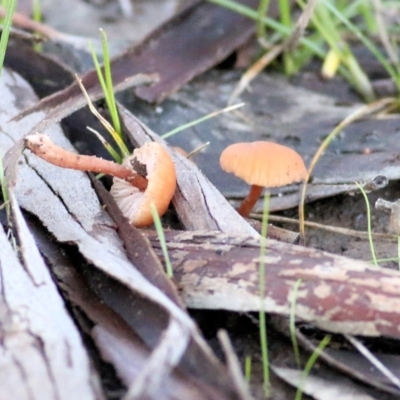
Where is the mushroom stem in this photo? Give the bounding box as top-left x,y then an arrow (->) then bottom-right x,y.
25,134 -> 148,191
237,184 -> 263,217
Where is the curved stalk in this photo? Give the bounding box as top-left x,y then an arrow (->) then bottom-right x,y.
25,134 -> 148,191
238,184 -> 263,217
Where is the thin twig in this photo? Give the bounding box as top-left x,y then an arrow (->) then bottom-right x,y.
265,214 -> 397,241
345,334 -> 400,391
218,330 -> 254,400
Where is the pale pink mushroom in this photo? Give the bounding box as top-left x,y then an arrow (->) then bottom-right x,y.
111,142 -> 176,227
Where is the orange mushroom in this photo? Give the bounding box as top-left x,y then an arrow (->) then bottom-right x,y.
220,141 -> 307,217
24,134 -> 176,227
111,142 -> 176,227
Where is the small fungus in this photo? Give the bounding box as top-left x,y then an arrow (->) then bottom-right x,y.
111,142 -> 176,227
220,141 -> 307,217
25,134 -> 176,227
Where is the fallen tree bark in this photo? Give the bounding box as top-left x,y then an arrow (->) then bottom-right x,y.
147,229 -> 400,339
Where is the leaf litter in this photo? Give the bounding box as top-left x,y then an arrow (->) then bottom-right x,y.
0,67 -> 245,399
2,1 -> 400,399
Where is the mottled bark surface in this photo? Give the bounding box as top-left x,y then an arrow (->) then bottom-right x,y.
147,230 -> 400,339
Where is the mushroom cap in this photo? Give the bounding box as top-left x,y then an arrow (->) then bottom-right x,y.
110,142 -> 176,227
220,141 -> 307,187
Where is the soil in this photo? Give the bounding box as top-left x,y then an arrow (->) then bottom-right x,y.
284,180 -> 400,264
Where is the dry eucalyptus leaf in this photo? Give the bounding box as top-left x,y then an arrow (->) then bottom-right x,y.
272,366 -> 376,400
0,195 -> 103,400
30,219 -> 220,400
270,315 -> 400,397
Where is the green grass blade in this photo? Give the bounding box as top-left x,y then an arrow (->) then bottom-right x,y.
0,0 -> 17,77
99,29 -> 122,137
32,0 -> 42,23
88,39 -> 129,159
244,355 -> 252,383
207,0 -> 328,59
297,0 -> 375,102
32,0 -> 43,51
303,0 -> 341,51
320,0 -> 400,90
259,192 -> 270,396
0,0 -> 15,228
161,103 -> 244,139
0,156 -> 9,216
150,204 -> 173,278
341,46 -> 375,102
89,41 -> 108,99
357,0 -> 376,33
278,0 -> 295,75
295,335 -> 331,400
278,0 -> 292,28
257,0 -> 270,38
